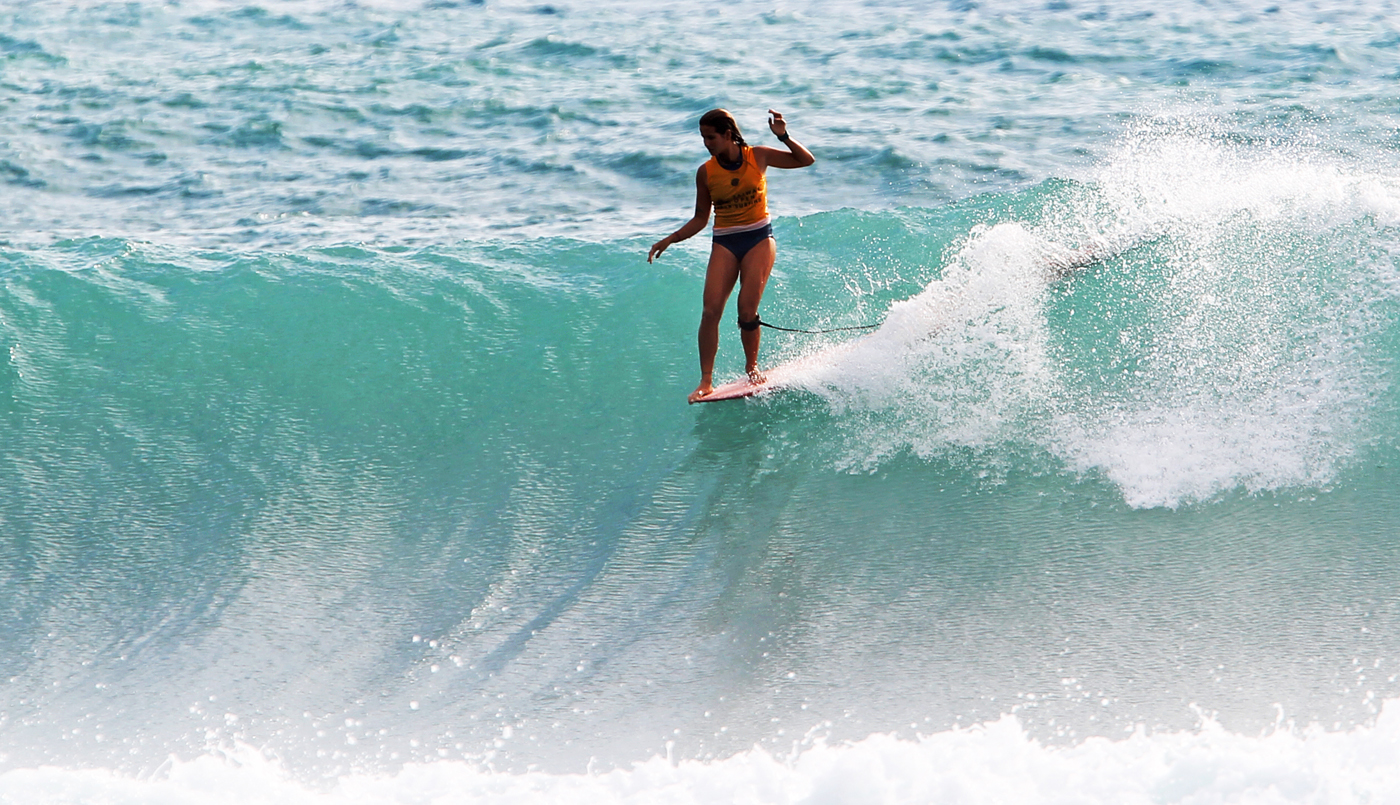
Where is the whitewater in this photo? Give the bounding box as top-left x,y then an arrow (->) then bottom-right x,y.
4,0 -> 1400,802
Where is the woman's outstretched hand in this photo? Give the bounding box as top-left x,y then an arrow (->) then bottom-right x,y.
648,237 -> 670,263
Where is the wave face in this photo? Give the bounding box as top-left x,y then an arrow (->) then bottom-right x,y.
6,0 -> 1400,802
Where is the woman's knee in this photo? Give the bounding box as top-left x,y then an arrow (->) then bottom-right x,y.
699,300 -> 726,324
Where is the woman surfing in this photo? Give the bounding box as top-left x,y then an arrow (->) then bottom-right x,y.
648,109 -> 815,403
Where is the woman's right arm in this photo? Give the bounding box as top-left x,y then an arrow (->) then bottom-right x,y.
648,166 -> 711,263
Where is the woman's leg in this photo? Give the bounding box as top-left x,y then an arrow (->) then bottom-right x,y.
735,236 -> 776,381
691,244 -> 741,402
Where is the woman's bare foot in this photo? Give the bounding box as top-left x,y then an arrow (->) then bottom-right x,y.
688,381 -> 715,404
747,368 -> 767,385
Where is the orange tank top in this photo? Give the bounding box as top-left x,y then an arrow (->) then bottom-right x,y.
705,146 -> 768,232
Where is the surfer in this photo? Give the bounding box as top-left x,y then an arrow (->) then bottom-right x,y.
648,108 -> 815,403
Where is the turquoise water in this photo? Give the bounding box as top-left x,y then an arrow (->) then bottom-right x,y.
5,1 -> 1400,802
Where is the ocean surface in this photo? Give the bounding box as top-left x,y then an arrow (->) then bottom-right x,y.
4,0 -> 1400,801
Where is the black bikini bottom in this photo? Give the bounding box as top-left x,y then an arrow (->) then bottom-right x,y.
713,224 -> 774,263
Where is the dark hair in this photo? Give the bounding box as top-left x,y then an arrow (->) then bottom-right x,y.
699,108 -> 746,148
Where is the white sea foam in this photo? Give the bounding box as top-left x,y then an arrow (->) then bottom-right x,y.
4,702 -> 1400,804
1051,119 -> 1400,507
792,118 -> 1400,507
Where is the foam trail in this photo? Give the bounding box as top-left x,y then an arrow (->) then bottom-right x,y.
782,220 -> 1112,464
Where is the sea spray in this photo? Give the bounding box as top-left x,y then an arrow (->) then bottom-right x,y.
774,123 -> 1400,507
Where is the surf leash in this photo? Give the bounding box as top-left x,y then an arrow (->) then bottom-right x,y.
757,317 -> 881,334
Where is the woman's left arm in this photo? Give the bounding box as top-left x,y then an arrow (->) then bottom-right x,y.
755,109 -> 815,169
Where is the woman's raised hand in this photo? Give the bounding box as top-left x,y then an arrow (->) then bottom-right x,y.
768,109 -> 788,138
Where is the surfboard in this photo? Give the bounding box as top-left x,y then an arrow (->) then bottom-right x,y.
689,359 -> 806,403
691,376 -> 774,403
